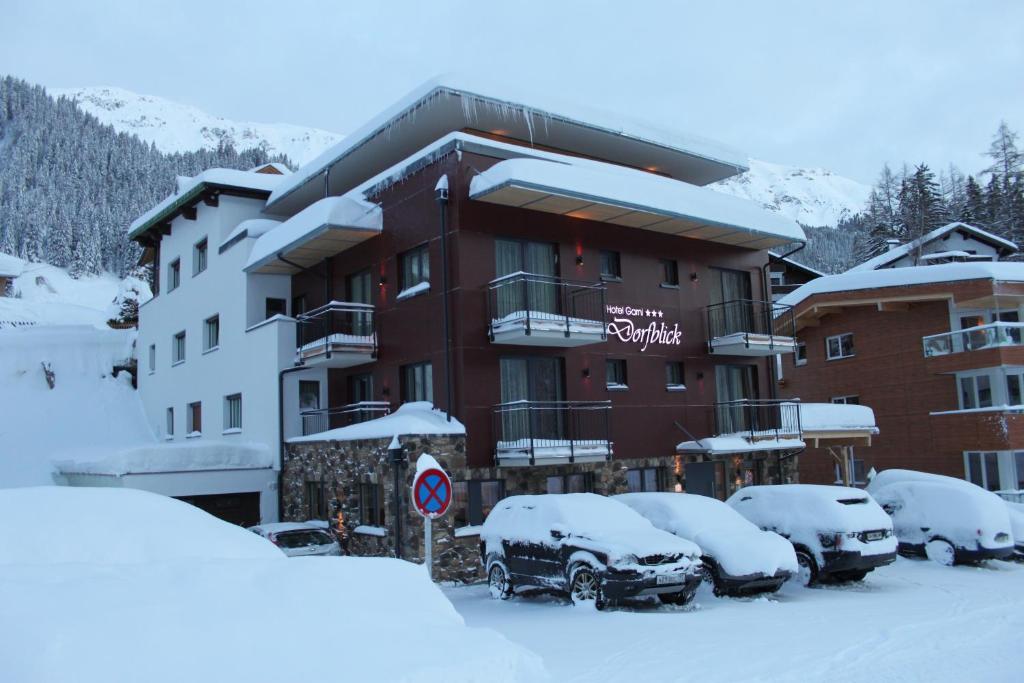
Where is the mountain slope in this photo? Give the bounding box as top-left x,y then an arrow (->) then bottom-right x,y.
52,86 -> 342,165
711,158 -> 870,228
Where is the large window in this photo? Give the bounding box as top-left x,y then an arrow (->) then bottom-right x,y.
306,481 -> 328,521
453,479 -> 506,527
666,361 -> 685,391
168,258 -> 181,292
965,451 -> 1001,491
661,259 -> 679,287
203,315 -> 219,352
165,407 -> 174,437
606,359 -> 628,390
600,250 -> 621,280
826,333 -> 855,360
359,482 -> 385,526
172,331 -> 186,364
400,243 -> 430,292
831,395 -> 860,405
1007,370 -> 1024,406
401,361 -> 433,403
224,393 -> 242,431
959,375 -> 993,410
547,473 -> 593,494
265,298 -> 287,319
193,237 -> 208,276
186,401 -> 202,435
627,467 -> 662,493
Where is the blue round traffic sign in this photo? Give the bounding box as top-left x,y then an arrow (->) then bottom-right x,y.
413,468 -> 452,519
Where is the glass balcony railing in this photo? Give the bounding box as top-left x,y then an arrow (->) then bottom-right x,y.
922,322 -> 1024,357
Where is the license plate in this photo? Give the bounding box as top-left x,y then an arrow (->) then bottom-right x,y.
656,574 -> 682,585
865,531 -> 884,541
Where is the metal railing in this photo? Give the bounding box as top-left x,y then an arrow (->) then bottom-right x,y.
300,401 -> 391,436
712,399 -> 802,441
705,299 -> 795,343
296,301 -> 377,360
922,322 -> 1024,357
996,490 -> 1024,503
486,272 -> 607,340
492,400 -> 612,464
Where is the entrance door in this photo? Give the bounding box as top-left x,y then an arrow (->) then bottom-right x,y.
348,270 -> 372,337
495,239 -> 559,318
709,267 -> 754,335
500,357 -> 565,442
685,461 -> 725,500
715,365 -> 758,434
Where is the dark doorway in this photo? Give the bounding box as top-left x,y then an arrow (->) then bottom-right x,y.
685,461 -> 725,500
176,492 -> 261,527
499,356 -> 565,442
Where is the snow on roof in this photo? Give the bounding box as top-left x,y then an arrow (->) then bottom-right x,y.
288,402 -> 465,443
676,436 -> 805,455
245,193 -> 382,272
770,252 -> 826,277
918,250 -> 971,261
798,402 -> 878,433
128,168 -> 285,240
267,74 -> 748,212
55,441 -> 272,476
0,252 -> 25,278
219,218 -> 282,251
848,222 -> 1017,273
779,261 -> 1024,309
470,158 -> 804,246
249,161 -> 292,175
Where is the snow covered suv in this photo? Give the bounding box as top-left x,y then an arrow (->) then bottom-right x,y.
727,485 -> 897,586
480,494 -> 702,609
616,492 -> 797,596
866,469 -> 1014,565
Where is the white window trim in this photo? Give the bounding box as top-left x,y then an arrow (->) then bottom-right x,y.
192,236 -> 209,277
825,333 -> 854,361
795,341 -> 808,366
962,450 -> 1019,491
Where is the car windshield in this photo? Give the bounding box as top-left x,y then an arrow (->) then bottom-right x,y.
275,530 -> 334,548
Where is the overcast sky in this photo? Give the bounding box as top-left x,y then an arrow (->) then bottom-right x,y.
2,1 -> 1021,183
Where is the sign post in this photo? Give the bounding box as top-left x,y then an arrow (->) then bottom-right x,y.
411,455 -> 452,580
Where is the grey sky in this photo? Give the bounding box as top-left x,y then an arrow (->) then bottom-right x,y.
2,0 -> 1021,183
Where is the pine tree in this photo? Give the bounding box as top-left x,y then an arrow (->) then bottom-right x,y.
897,164 -> 947,262
984,121 -> 1022,179
963,176 -> 986,225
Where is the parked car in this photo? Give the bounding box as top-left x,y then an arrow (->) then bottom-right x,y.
249,522 -> 341,557
615,492 -> 797,596
480,493 -> 702,609
1006,502 -> 1024,559
727,485 -> 897,586
866,469 -> 1014,565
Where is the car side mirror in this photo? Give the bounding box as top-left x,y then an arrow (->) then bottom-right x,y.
550,527 -> 566,540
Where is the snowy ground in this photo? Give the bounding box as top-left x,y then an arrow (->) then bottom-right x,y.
446,558 -> 1024,682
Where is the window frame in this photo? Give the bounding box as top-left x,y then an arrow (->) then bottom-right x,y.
192,237 -> 208,276
606,359 -> 628,391
546,473 -> 594,494
148,344 -> 156,374
964,451 -> 1002,491
358,482 -> 385,527
306,481 -> 328,521
959,373 -> 994,410
400,243 -> 431,292
400,361 -> 433,404
825,333 -> 855,361
168,258 -> 181,292
599,250 -> 622,281
165,407 -> 174,437
831,395 -> 860,405
660,259 -> 679,287
794,341 -> 808,366
172,331 -> 186,365
203,314 -> 220,352
265,298 -> 287,319
665,361 -> 686,391
224,393 -> 242,431
186,401 -> 202,436
626,467 -> 662,493
453,479 -> 506,527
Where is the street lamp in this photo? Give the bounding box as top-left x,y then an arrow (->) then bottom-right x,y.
388,434 -> 406,559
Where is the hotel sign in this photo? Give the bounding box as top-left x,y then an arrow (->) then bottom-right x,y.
605,304 -> 682,352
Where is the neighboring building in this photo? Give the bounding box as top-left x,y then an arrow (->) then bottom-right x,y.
850,222 -> 1017,272
768,252 -> 825,301
779,260 -> 1024,493
0,252 -> 24,295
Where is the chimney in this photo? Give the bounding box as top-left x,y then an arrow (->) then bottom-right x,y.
885,238 -> 901,251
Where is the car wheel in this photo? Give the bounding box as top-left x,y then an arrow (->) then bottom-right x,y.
700,563 -> 724,597
925,539 -> 956,566
487,562 -> 513,600
794,550 -> 818,587
569,565 -> 605,610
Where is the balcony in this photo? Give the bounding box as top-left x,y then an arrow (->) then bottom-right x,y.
296,301 -> 377,368
487,273 -> 607,347
705,299 -> 797,356
677,400 -> 803,455
922,322 -> 1024,357
492,400 -> 613,466
300,401 -> 391,436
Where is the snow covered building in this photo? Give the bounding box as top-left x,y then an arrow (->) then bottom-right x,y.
0,252 -> 24,295
768,252 -> 824,301
850,222 -> 1017,272
779,261 -> 1024,494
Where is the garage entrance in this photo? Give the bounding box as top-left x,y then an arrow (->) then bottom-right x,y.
176,492 -> 261,527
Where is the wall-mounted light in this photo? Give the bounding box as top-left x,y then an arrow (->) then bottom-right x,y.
576,255 -> 584,267
582,367 -> 591,379
690,272 -> 699,282
695,371 -> 704,380
378,275 -> 387,287
381,385 -> 391,397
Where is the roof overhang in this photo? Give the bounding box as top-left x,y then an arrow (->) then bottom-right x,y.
129,182 -> 271,244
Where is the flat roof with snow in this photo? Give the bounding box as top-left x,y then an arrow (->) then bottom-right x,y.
288,402 -> 465,443
0,252 -> 25,278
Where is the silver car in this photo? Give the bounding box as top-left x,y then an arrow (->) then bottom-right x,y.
249,522 -> 341,557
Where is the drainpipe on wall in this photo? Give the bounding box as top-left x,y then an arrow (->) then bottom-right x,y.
436,174 -> 453,422
762,242 -> 806,400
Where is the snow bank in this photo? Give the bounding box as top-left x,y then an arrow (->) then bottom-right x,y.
676,436 -> 805,454
0,326 -> 155,487
289,401 -> 464,443
798,402 -> 878,432
615,493 -> 797,577
55,441 -> 271,476
0,487 -> 281,564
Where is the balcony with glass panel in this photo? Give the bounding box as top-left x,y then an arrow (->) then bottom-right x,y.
705,299 -> 798,356
923,322 -> 1024,357
486,273 -> 607,347
295,301 -> 377,368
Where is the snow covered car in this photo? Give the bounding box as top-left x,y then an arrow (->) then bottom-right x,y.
480,493 -> 702,609
866,469 -> 1014,565
1006,502 -> 1024,559
249,522 -> 341,557
615,492 -> 797,596
727,485 -> 897,586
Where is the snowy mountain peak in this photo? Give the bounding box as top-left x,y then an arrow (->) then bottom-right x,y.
51,86 -> 342,165
712,158 -> 870,228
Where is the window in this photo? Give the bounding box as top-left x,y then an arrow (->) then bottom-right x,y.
606,359 -> 628,390
165,407 -> 174,437
148,344 -> 156,373
265,298 -> 287,319
600,250 -> 621,280
401,362 -> 433,403
306,481 -> 328,521
834,458 -> 868,486
359,482 -> 385,526
831,395 -> 860,405
960,374 -> 993,410
454,480 -> 506,527
661,259 -> 679,287
203,315 -> 219,351
825,333 -> 854,360
193,238 -> 208,276
769,271 -> 784,287
172,331 -> 186,364
400,243 -> 430,291
547,473 -> 593,494
965,452 -> 1001,491
795,341 -> 808,366
627,467 -> 662,493
1007,371 -> 1024,406
666,361 -> 685,390
299,380 -> 320,411
168,259 -> 180,292
224,393 -> 242,431
186,401 -> 202,435
1016,452 -> 1024,490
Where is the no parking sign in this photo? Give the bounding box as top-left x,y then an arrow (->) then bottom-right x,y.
413,466 -> 452,519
